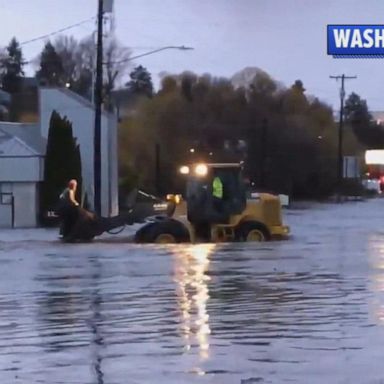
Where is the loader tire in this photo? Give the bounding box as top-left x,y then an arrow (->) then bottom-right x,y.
135,219 -> 190,244
235,221 -> 270,242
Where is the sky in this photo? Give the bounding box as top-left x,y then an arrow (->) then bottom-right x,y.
1,0 -> 384,111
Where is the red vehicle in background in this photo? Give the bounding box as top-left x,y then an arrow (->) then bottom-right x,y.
364,150 -> 384,193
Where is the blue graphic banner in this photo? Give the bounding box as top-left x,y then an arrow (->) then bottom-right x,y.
328,25 -> 384,57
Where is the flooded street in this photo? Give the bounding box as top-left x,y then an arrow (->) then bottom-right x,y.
2,199 -> 384,383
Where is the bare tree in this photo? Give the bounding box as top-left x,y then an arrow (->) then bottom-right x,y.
50,34 -> 131,104
54,35 -> 78,83
103,37 -> 131,109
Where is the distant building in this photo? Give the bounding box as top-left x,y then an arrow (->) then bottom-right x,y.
371,111 -> 384,125
0,87 -> 118,228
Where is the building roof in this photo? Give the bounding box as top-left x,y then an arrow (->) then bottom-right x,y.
0,122 -> 46,155
0,128 -> 41,157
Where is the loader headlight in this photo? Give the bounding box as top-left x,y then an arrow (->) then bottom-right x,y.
195,163 -> 208,176
179,165 -> 190,175
166,194 -> 182,204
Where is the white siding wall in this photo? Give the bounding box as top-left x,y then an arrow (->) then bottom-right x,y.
39,88 -> 118,217
0,182 -> 38,228
12,183 -> 38,227
0,157 -> 42,182
0,204 -> 12,228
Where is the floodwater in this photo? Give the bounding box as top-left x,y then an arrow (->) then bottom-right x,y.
2,199 -> 384,383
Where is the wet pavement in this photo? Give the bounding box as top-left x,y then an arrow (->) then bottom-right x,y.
2,199 -> 384,383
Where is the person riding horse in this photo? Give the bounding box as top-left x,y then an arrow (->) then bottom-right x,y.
58,179 -> 80,238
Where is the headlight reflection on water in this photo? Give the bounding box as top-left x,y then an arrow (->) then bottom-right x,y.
172,244 -> 216,362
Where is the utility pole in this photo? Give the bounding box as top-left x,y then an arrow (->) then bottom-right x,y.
94,0 -> 104,215
330,74 -> 357,203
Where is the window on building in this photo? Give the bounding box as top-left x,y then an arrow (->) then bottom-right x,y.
0,183 -> 12,204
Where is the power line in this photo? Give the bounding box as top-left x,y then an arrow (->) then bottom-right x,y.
330,74 -> 357,203
19,17 -> 96,46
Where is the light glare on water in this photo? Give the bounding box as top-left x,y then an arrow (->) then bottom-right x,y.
173,244 -> 215,364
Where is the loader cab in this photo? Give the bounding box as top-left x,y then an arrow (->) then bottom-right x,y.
181,163 -> 247,225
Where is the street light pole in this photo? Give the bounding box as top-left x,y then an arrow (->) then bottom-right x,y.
92,19 -> 192,208
94,0 -> 104,215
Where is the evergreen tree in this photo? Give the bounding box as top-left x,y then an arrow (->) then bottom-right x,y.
344,92 -> 384,148
344,92 -> 372,127
41,111 -> 82,221
36,41 -> 65,86
126,65 -> 154,97
0,37 -> 24,94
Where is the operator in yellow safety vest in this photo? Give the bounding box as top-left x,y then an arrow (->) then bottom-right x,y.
212,176 -> 223,199
212,176 -> 223,211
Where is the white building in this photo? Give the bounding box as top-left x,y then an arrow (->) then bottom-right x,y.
0,124 -> 45,228
0,87 -> 118,228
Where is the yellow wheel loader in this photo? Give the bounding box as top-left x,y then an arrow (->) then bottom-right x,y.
134,163 -> 290,243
